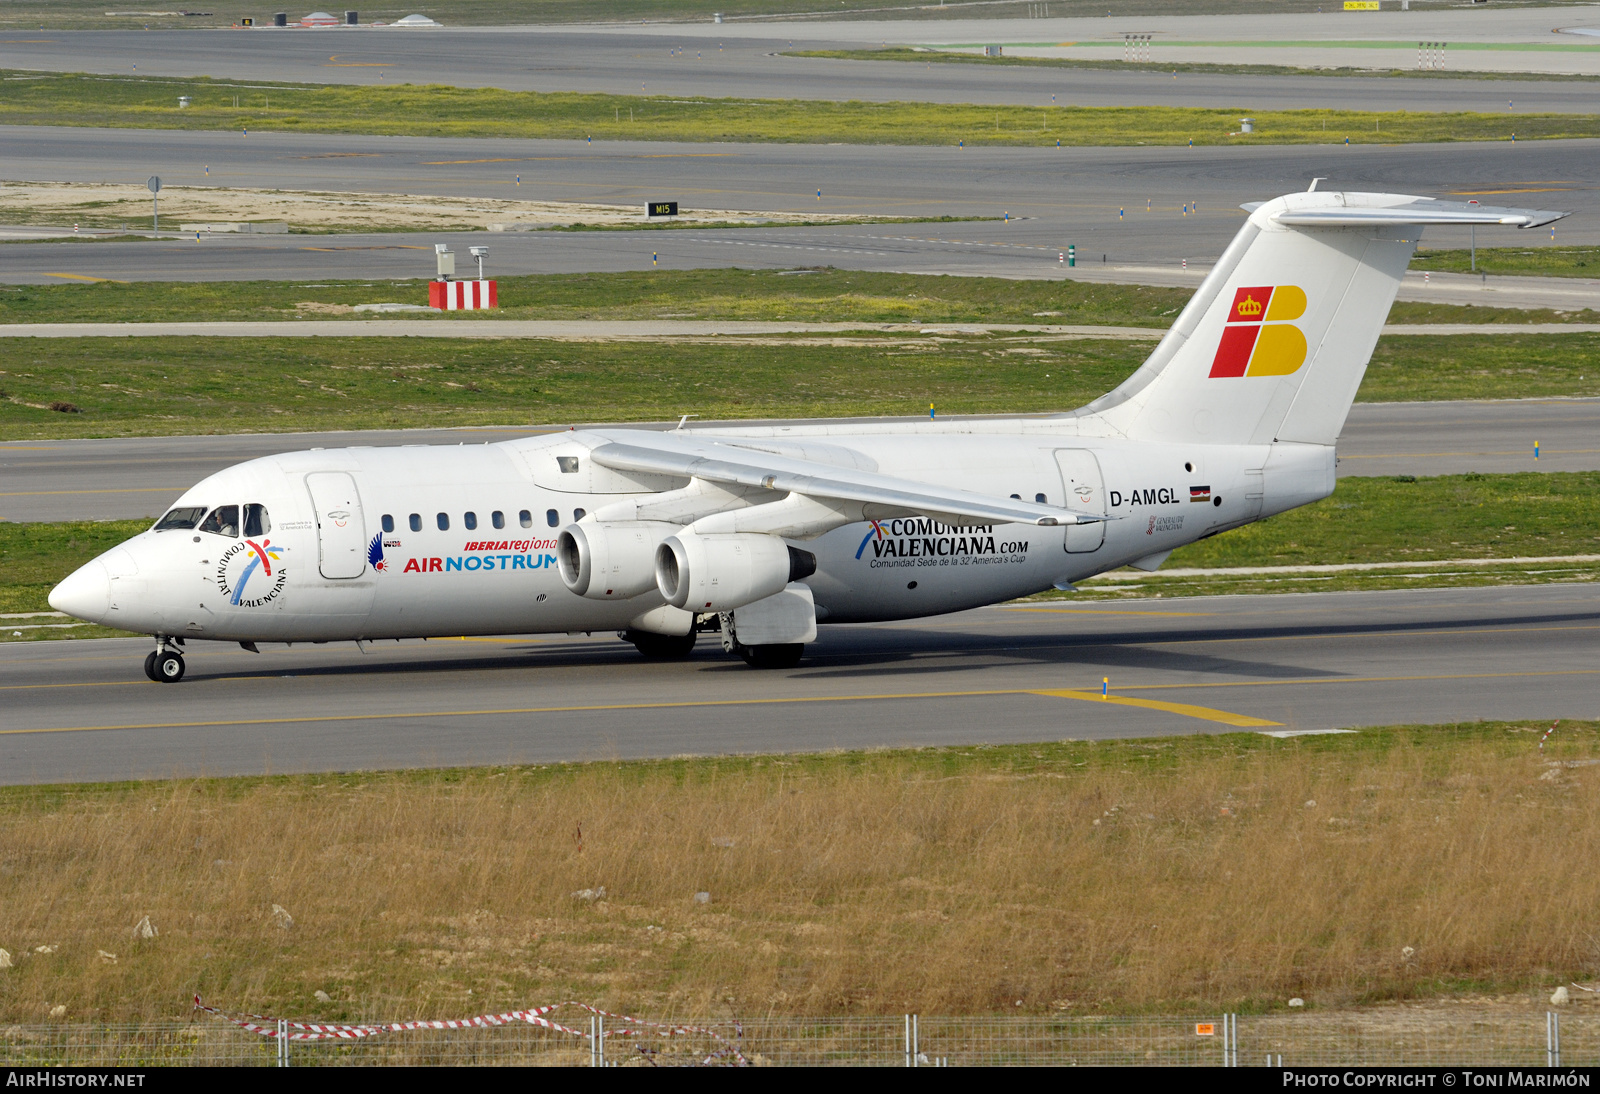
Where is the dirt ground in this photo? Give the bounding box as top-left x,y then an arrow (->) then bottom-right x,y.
0,181 -> 903,233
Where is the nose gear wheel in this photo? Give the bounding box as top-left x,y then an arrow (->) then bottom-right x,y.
145,649 -> 186,682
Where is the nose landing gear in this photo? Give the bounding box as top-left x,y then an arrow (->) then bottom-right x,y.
143,637 -> 186,683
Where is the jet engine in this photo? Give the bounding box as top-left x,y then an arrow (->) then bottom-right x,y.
557,521 -> 675,600
655,533 -> 816,612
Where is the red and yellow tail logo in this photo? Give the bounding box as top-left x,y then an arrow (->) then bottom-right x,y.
1209,285 -> 1308,378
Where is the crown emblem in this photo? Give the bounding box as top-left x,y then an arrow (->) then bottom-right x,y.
1235,295 -> 1262,317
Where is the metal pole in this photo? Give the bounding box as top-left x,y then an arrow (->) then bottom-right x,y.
1471,225 -> 1476,272
277,1018 -> 288,1067
913,1014 -> 919,1066
153,191 -> 158,234
904,1013 -> 911,1066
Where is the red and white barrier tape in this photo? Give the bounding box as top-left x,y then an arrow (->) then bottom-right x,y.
1540,719 -> 1561,751
193,996 -> 746,1064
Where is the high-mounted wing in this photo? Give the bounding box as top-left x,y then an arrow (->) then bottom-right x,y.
585,429 -> 1100,537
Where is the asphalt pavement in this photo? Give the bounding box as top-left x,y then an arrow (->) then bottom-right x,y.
3,583 -> 1594,785
2,127 -> 1595,283
3,397 -> 1593,524
4,13 -> 1599,105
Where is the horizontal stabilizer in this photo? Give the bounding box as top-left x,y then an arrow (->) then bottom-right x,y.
1271,200 -> 1565,229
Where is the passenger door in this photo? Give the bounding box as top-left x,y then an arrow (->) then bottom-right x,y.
305,472 -> 368,579
1055,449 -> 1106,554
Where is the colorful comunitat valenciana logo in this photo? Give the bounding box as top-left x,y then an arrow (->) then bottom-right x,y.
1208,285 -> 1308,378
216,538 -> 287,607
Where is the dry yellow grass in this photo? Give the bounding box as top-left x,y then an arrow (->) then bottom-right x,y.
0,181 -> 882,233
1,721 -> 1596,1025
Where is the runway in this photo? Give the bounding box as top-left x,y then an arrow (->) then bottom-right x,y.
5,14 -> 1599,106
2,583 -> 1594,785
3,397 -> 1594,523
2,127 -> 1596,283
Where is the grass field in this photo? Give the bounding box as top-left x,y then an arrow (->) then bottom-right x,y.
1,269 -> 1591,328
0,269 -> 1190,327
0,519 -> 146,618
1,70 -> 1589,147
1172,472 -> 1600,569
1056,471 -> 1600,600
1412,246 -> 1600,279
2,331 -> 1598,441
2,720 -> 1595,1022
788,47 -> 1600,84
8,473 -> 1596,629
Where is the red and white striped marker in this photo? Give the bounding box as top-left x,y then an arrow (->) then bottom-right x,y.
428,280 -> 498,311
1539,720 -> 1560,751
193,996 -> 747,1064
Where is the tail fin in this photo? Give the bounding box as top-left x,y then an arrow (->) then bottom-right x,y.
1084,191 -> 1566,446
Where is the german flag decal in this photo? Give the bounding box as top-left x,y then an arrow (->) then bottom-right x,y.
1209,285 -> 1308,378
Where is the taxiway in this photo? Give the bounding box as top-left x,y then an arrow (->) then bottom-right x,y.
3,397 -> 1594,523
2,583 -> 1594,785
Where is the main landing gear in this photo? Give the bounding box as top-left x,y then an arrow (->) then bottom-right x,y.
718,613 -> 805,670
621,627 -> 699,661
143,637 -> 185,683
621,620 -> 807,669
734,643 -> 804,670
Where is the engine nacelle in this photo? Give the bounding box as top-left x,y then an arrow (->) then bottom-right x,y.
557,521 -> 675,600
655,533 -> 815,612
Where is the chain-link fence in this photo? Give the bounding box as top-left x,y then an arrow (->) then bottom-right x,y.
0,1012 -> 1586,1066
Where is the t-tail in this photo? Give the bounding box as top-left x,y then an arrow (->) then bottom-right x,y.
1083,190 -> 1567,446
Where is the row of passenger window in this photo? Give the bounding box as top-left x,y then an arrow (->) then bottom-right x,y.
381,508 -> 587,534
154,504 -> 271,537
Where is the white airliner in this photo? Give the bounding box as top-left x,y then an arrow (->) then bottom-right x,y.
50,189 -> 1563,681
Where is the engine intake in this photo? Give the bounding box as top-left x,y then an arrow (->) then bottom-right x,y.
557,521 -> 675,600
655,533 -> 815,612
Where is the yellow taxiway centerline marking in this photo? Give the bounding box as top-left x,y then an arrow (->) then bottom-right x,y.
0,487 -> 183,497
44,273 -> 129,284
1029,689 -> 1280,727
420,153 -> 737,164
1143,622 -> 1600,649
1005,607 -> 1212,617
1446,187 -> 1575,196
1341,449 -> 1600,459
7,666 -> 1598,735
0,686 -> 1271,735
1117,667 -> 1600,692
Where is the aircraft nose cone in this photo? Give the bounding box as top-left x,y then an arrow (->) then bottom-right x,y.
49,559 -> 111,623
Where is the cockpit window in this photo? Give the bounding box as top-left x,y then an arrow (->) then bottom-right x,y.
244,504 -> 271,537
153,506 -> 206,531
198,505 -> 240,537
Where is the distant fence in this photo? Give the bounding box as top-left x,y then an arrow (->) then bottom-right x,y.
0,1012 -> 1588,1066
